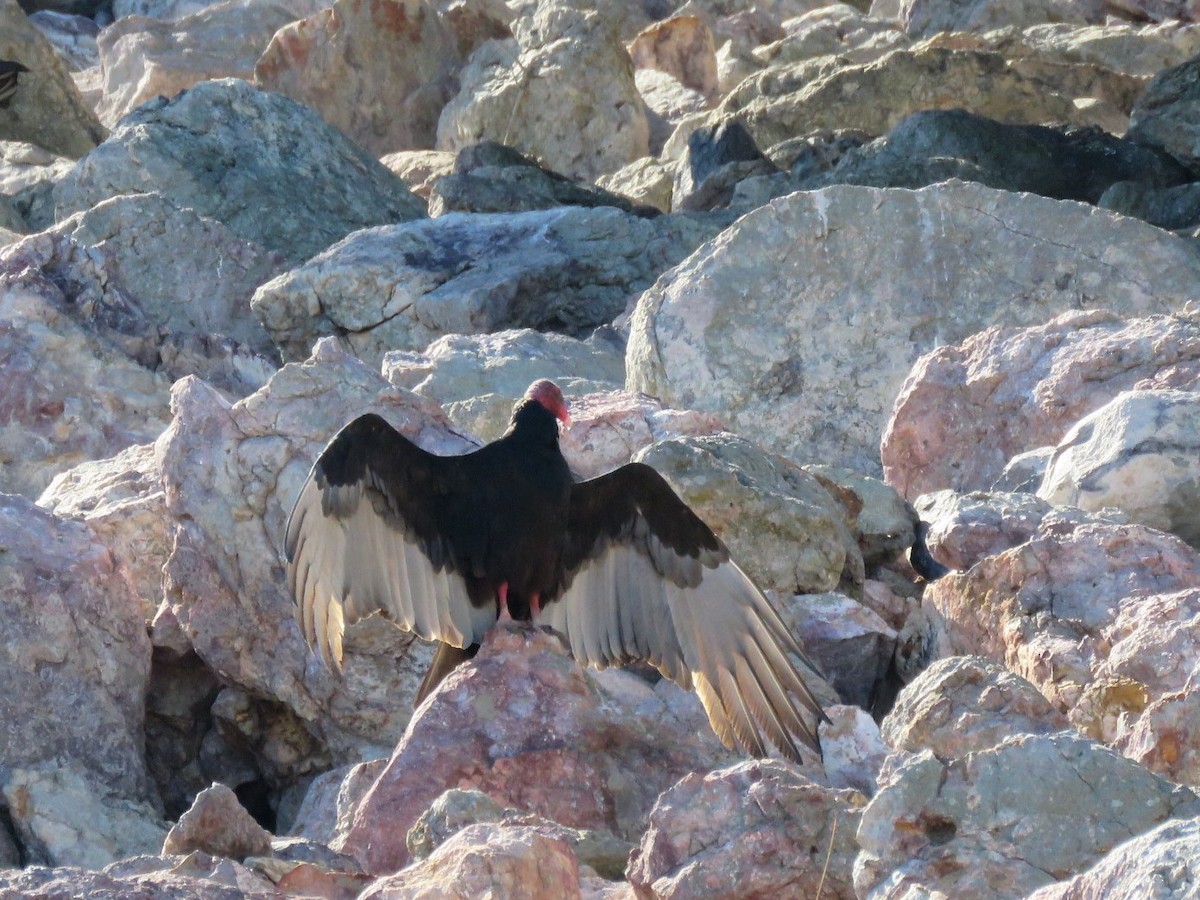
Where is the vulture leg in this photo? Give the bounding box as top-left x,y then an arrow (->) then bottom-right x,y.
497,582 -> 512,622
415,641 -> 477,706
530,592 -> 541,617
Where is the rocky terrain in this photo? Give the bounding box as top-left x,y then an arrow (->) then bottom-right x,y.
5,0 -> 1200,896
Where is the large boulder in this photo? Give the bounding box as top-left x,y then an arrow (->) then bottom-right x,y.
1038,389 -> 1200,547
335,626 -> 744,874
255,0 -> 466,156
627,181 -> 1200,475
856,733 -> 1200,899
252,206 -> 727,366
0,0 -> 107,159
94,0 -> 299,127
54,78 -> 425,264
882,309 -> 1200,499
437,6 -> 649,180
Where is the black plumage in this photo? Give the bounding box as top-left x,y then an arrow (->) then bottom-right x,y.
0,61 -> 28,109
285,380 -> 826,760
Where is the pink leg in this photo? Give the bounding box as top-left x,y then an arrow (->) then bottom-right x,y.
497,582 -> 512,622
530,592 -> 541,618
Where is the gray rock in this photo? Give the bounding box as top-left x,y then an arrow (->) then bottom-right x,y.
633,434 -> 865,596
856,733 -> 1200,899
1027,815 -> 1200,900
817,108 -> 1190,203
2,192 -> 284,392
1100,179 -> 1200,231
28,10 -> 99,71
1128,50 -> 1200,170
54,78 -> 425,264
253,205 -> 727,367
0,0 -> 107,159
437,6 -> 649,180
898,0 -> 1101,38
1039,389 -> 1200,547
882,656 -> 1068,759
428,141 -> 645,217
0,863 -> 274,898
627,181 -> 1200,475
595,156 -> 674,213
913,490 -> 1059,572
0,140 -> 72,231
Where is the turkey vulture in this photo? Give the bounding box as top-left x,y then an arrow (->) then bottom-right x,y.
0,61 -> 27,109
285,380 -> 827,760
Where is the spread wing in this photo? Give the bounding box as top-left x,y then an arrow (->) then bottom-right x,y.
535,463 -> 827,761
284,414 -> 496,668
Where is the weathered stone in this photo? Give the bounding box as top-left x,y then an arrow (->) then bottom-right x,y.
856,733 -> 1200,900
29,10 -> 100,71
0,140 -> 72,231
628,181 -> 1200,475
407,788 -> 633,880
361,824 -> 583,899
162,783 -> 274,861
428,141 -> 643,216
287,759 -> 387,846
0,862 -> 275,899
779,593 -> 894,708
634,434 -> 864,596
882,656 -> 1068,760
54,78 -> 425,264
1129,49 -> 1200,169
914,490 -> 1061,573
437,7 -> 649,180
1039,390 -> 1200,547
883,309 -> 1200,499
627,760 -> 864,900
926,517 -> 1200,720
0,281 -> 172,498
1100,179 -> 1200,230
3,191 -> 284,392
704,46 -> 1114,153
1026,815 -> 1200,900
898,0 -> 1101,39
817,109 -> 1189,202
806,464 -> 915,568
380,149 -> 457,199
595,157 -> 674,213
255,0 -> 463,156
0,0 -> 107,159
95,0 -> 297,127
820,704 -> 890,796
336,626 -> 743,874
253,206 -> 725,367
755,4 -> 908,69
628,14 -> 717,98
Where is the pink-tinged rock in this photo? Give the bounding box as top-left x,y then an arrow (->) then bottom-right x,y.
882,656 -> 1068,760
380,149 -> 458,199
157,339 -> 471,780
860,577 -> 918,632
336,626 -> 740,874
288,759 -> 387,845
38,443 -> 170,618
255,0 -> 465,155
96,0 -> 300,127
162,783 -> 274,861
561,391 -> 724,479
914,490 -> 1126,574
1026,815 -> 1200,900
882,309 -> 1200,499
0,282 -> 172,499
627,759 -> 864,900
926,518 -> 1200,714
0,862 -> 276,899
856,733 -> 1200,900
628,14 -> 718,98
1118,687 -> 1200,789
820,705 -> 890,796
360,824 -> 583,900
